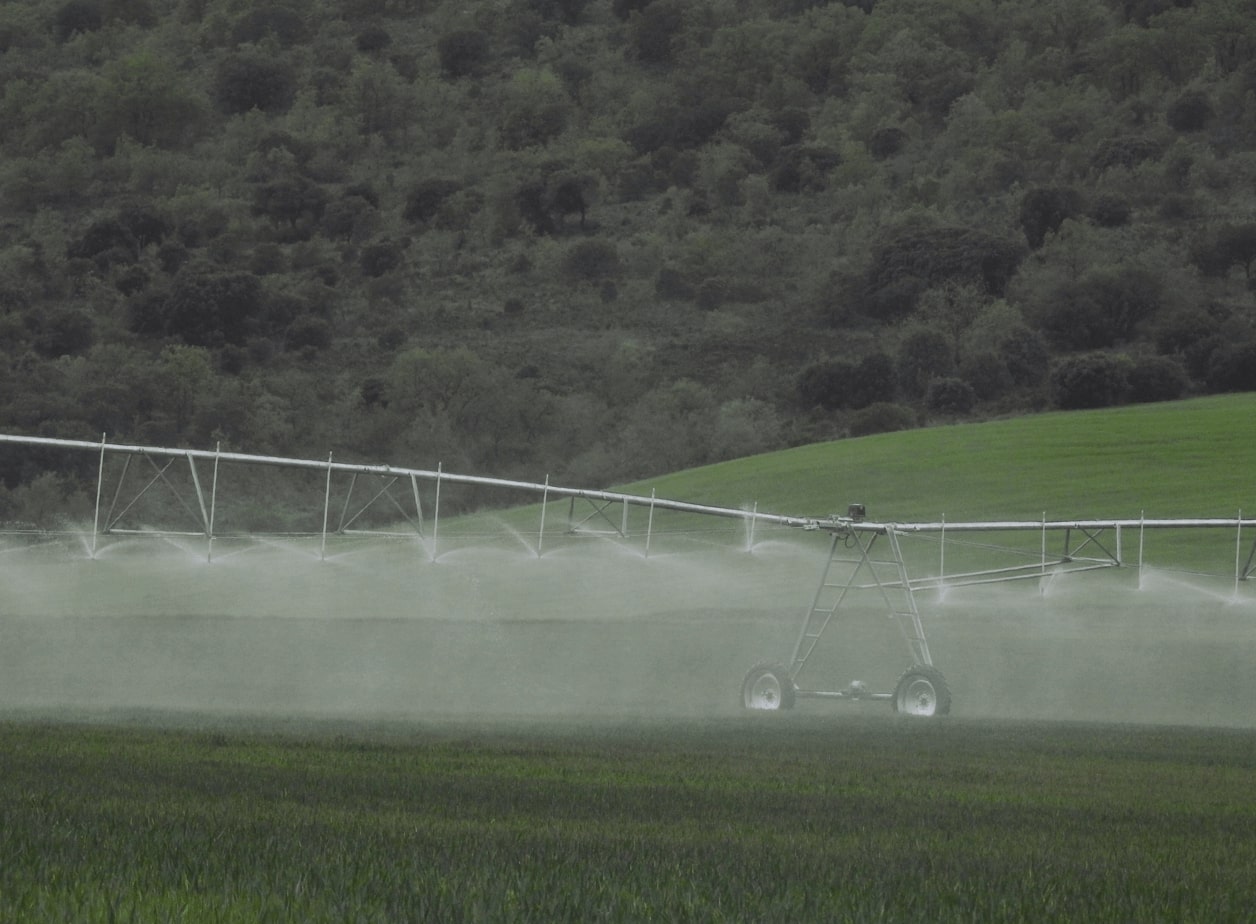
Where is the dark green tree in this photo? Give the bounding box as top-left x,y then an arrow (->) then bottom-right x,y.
252,178 -> 329,232
797,359 -> 854,410
31,308 -> 94,358
230,5 -> 308,47
1029,266 -> 1166,351
286,315 -> 332,352
563,240 -> 620,280
1166,90 -> 1213,132
98,53 -> 205,149
628,0 -> 688,65
1127,354 -> 1189,403
1000,325 -> 1051,387
867,126 -> 908,160
1018,187 -> 1083,249
1206,340 -> 1256,393
133,269 -> 265,347
213,52 -> 297,114
925,377 -> 976,414
360,239 -> 406,278
897,327 -> 955,397
849,402 -> 917,437
1191,224 -> 1256,281
54,0 -> 102,42
68,217 -> 137,262
498,68 -> 570,149
355,25 -> 391,54
1050,352 -> 1131,409
404,179 -> 462,225
864,222 -> 1025,319
960,351 -> 1013,400
438,30 -> 490,78
550,177 -> 588,229
611,0 -> 651,20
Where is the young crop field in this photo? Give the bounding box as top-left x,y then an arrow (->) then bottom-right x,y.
2,714 -> 1255,923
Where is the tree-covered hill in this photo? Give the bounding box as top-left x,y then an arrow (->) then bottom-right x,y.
3,0 -> 1256,518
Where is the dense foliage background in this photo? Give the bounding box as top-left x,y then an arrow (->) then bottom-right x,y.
3,0 -> 1256,511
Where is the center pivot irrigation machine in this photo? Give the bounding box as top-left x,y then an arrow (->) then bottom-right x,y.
3,434 -> 1256,718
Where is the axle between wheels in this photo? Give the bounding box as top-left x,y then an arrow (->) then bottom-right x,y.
740,661 -> 952,717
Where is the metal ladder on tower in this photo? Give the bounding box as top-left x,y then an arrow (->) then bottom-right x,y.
787,525 -> 932,685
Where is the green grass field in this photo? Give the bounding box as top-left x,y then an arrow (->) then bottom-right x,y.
3,715 -> 1256,922
3,396 -> 1256,921
630,393 -> 1256,521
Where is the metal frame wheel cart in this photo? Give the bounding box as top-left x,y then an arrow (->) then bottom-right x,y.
740,505 -> 952,718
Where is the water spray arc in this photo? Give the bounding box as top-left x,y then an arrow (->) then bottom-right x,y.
4,433 -> 1256,719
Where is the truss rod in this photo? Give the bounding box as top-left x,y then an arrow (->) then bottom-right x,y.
4,434 -> 1256,538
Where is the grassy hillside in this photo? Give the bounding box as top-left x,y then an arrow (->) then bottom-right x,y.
630,393 -> 1256,521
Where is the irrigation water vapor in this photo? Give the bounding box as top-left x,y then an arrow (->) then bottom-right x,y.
2,531 -> 1253,727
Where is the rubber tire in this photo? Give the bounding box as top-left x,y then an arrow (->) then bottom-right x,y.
892,665 -> 952,717
741,662 -> 796,711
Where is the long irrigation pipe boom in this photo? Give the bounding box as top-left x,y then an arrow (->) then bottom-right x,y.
4,433 -> 1255,718
3,433 -> 1253,537
3,433 -> 1255,581
0,433 -> 818,534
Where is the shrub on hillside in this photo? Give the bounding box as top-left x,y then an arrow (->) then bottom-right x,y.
654,266 -> 695,301
798,353 -> 896,411
498,68 -> 571,150
628,0 -> 686,64
355,26 -> 390,54
404,179 -> 462,225
1090,194 -> 1132,228
1091,136 -> 1160,172
960,351 -> 1012,400
1152,306 -> 1218,369
1205,340 -> 1256,393
1190,223 -> 1256,280
563,239 -> 620,280
132,269 -> 265,347
797,359 -> 854,410
437,30 -> 489,78
1166,90 -> 1213,132
252,178 -> 329,231
286,315 -> 332,352
32,307 -> 94,358
1000,326 -> 1050,386
849,402 -> 917,437
214,53 -> 297,114
321,195 -> 376,242
360,239 -> 405,278
864,222 -> 1025,319
230,6 -> 307,47
1018,187 -> 1083,249
118,206 -> 170,250
867,126 -> 908,160
852,352 -> 898,409
1050,352 -> 1131,410
925,376 -> 976,414
896,327 -> 955,397
54,0 -> 102,42
1127,355 -> 1189,403
1028,266 -> 1165,351
611,0 -> 651,20
68,217 -> 137,262
624,102 -> 734,155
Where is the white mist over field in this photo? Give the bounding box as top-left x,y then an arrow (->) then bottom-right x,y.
2,531 -> 1253,727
